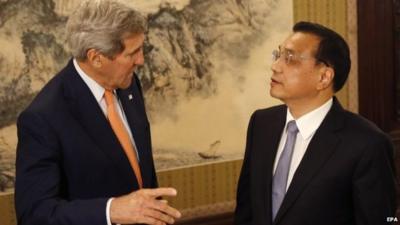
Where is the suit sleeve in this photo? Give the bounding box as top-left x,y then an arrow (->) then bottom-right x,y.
234,111 -> 257,225
15,111 -> 109,225
352,134 -> 397,225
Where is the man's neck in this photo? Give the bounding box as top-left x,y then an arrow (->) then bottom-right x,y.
77,60 -> 112,90
286,95 -> 333,119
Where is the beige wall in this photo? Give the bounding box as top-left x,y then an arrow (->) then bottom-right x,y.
158,160 -> 242,219
293,0 -> 358,112
0,193 -> 16,225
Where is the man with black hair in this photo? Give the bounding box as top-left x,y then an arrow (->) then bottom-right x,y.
235,21 -> 397,225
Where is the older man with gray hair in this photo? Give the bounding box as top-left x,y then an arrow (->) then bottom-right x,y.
15,0 -> 181,224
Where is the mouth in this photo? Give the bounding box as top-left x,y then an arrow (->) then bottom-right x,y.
270,77 -> 281,85
131,66 -> 137,75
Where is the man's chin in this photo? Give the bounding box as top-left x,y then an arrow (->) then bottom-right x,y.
119,81 -> 132,90
270,90 -> 278,98
269,90 -> 283,101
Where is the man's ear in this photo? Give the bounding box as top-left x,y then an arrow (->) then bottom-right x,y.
86,49 -> 102,68
317,67 -> 334,91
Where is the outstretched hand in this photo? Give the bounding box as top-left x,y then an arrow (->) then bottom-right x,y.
110,187 -> 181,225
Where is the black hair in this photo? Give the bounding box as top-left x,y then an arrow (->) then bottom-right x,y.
293,21 -> 351,92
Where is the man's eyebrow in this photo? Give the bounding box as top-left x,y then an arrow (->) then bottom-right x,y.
278,45 -> 294,52
127,45 -> 143,55
281,46 -> 295,53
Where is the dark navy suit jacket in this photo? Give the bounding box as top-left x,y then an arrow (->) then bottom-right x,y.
15,59 -> 158,225
235,98 -> 397,225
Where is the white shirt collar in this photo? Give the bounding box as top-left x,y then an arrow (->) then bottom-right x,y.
286,98 -> 333,140
73,58 -> 106,103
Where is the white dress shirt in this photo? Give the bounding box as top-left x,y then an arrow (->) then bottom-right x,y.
273,98 -> 333,191
73,59 -> 138,225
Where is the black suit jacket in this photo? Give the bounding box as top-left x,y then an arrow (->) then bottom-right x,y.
235,98 -> 397,225
15,59 -> 158,225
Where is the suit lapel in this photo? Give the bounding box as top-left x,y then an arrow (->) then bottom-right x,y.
273,98 -> 345,224
62,60 -> 138,189
253,106 -> 286,224
116,77 -> 153,188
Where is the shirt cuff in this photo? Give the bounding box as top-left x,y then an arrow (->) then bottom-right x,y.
106,198 -> 114,225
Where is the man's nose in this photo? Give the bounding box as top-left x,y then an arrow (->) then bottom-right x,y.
135,50 -> 144,65
271,58 -> 283,74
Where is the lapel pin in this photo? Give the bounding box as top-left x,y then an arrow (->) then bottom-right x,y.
128,94 -> 133,100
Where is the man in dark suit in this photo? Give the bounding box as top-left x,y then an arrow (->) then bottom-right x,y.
235,21 -> 397,225
15,1 -> 181,224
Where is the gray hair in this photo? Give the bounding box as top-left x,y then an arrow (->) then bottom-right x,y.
66,0 -> 146,60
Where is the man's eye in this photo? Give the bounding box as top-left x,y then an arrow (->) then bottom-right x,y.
286,53 -> 294,63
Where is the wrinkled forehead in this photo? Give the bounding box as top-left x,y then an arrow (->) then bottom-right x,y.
280,32 -> 321,56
